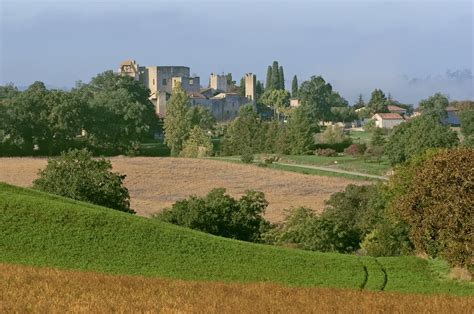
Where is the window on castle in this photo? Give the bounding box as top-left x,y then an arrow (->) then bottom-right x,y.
162,79 -> 167,85
152,79 -> 155,85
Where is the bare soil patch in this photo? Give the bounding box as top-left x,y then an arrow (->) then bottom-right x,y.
0,157 -> 364,222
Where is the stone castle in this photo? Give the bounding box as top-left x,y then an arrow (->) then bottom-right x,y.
118,60 -> 255,121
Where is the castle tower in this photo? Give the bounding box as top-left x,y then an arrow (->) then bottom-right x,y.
118,60 -> 139,80
209,73 -> 227,92
245,73 -> 256,103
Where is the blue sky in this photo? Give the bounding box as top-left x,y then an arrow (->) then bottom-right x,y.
1,0 -> 472,104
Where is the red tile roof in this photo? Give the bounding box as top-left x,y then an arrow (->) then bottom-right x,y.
375,113 -> 404,120
387,105 -> 406,112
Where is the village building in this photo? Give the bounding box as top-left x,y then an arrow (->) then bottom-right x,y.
118,59 -> 255,121
372,113 -> 405,129
443,106 -> 461,126
290,98 -> 301,108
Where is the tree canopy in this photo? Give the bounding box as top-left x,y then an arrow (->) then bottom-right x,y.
385,115 -> 459,165
298,76 -> 333,122
164,83 -> 192,156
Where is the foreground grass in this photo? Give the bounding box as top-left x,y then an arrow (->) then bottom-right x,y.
0,182 -> 471,296
2,263 -> 472,313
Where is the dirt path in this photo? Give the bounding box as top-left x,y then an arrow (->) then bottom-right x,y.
275,162 -> 388,180
0,157 -> 366,222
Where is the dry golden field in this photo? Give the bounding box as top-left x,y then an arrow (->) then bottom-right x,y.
1,263 -> 472,313
0,157 -> 364,222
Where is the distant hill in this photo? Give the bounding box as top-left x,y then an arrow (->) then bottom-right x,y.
0,182 -> 471,295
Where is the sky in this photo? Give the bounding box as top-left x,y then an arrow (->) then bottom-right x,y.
1,0 -> 473,104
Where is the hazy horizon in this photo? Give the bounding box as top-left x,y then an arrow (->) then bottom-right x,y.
1,0 -> 472,104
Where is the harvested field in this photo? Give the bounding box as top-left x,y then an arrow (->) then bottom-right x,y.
1,263 -> 472,313
0,157 -> 365,222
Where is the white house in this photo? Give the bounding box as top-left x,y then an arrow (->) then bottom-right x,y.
372,113 -> 405,129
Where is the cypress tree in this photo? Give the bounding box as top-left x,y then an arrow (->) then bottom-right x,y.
265,66 -> 272,90
279,66 -> 285,90
291,75 -> 298,97
271,61 -> 280,90
239,77 -> 245,96
353,94 -> 365,109
256,80 -> 263,100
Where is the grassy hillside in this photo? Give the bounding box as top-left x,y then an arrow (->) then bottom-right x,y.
0,182 -> 471,295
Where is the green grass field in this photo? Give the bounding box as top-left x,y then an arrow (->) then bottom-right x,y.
0,182 -> 471,295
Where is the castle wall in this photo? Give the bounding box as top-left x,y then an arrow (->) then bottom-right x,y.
209,73 -> 227,92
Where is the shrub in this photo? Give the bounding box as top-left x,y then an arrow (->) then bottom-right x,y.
241,151 -> 254,163
364,146 -> 384,161
154,188 -> 270,242
360,219 -> 413,257
264,207 -> 360,253
363,119 -> 376,132
314,148 -> 337,157
344,143 -> 367,156
371,127 -> 386,146
33,149 -> 133,213
319,125 -> 347,144
313,140 -> 352,152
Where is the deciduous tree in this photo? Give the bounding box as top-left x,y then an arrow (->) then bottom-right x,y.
164,83 -> 192,156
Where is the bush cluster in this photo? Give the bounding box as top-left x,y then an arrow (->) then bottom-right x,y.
33,149 -> 134,213
344,143 -> 367,156
264,184 -> 411,255
314,148 -> 337,157
154,188 -> 271,242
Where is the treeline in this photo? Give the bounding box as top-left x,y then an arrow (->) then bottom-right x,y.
0,71 -> 158,156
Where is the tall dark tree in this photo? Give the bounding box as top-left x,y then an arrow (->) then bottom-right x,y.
353,94 -> 365,109
239,77 -> 246,97
265,66 -> 273,90
291,75 -> 298,98
279,66 -> 285,90
255,80 -> 264,100
271,61 -> 280,90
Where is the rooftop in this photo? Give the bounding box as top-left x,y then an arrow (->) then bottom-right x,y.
387,105 -> 406,112
374,113 -> 404,120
